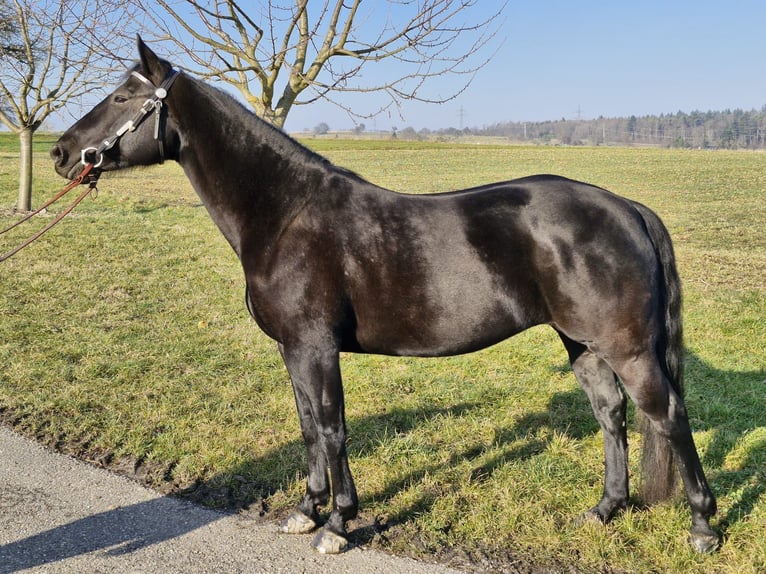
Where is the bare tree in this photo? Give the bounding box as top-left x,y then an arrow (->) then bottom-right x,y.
139,0 -> 506,128
0,0 -> 131,211
0,4 -> 24,62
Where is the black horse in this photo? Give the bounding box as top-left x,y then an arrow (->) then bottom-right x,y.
51,39 -> 718,554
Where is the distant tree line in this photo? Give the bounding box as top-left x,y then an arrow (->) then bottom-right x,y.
418,107 -> 766,149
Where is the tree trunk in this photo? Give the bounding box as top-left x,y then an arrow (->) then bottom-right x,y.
260,106 -> 288,129
16,127 -> 34,212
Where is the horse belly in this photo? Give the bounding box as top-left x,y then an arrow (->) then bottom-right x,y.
347,249 -> 541,357
352,294 -> 532,357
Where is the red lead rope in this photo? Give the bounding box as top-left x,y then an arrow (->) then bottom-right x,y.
0,163 -> 95,263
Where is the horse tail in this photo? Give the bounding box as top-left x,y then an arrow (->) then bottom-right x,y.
632,201 -> 683,504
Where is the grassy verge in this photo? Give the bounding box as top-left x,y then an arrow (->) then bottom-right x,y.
1,136 -> 764,573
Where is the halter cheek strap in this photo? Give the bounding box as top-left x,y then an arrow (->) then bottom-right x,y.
82,68 -> 180,167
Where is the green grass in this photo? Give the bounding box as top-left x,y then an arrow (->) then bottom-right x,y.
1,136 -> 765,573
0,131 -> 60,153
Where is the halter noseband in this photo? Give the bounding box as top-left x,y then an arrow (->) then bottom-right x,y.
81,68 -> 180,168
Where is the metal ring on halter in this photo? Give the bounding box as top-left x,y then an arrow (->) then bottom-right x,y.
81,147 -> 104,168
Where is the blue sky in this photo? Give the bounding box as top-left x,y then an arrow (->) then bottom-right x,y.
283,1 -> 766,132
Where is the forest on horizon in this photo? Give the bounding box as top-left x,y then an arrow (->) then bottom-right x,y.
430,107 -> 766,148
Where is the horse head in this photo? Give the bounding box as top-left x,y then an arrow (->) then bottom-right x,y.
51,37 -> 179,181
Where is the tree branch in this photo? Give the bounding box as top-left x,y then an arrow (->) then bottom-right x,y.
131,0 -> 507,128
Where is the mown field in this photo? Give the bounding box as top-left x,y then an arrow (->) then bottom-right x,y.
1,133 -> 764,573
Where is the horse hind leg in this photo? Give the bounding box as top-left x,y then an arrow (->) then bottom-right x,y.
612,352 -> 719,553
560,334 -> 629,523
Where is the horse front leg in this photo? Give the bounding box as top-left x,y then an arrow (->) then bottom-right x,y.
279,342 -> 329,534
278,341 -> 359,554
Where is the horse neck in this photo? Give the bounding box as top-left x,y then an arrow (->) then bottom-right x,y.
172,77 -> 326,258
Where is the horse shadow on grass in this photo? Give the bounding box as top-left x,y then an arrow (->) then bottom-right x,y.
171,383 -> 602,547
349,387 -> 601,536
178,363 -> 605,545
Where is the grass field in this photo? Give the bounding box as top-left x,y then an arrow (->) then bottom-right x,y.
1,132 -> 764,573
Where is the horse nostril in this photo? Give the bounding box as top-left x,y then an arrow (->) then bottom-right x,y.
50,143 -> 67,166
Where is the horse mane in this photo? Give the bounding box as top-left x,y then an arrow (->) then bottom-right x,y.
183,72 -> 368,183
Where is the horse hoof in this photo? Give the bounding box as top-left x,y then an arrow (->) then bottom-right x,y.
280,510 -> 317,534
312,528 -> 348,554
574,508 -> 606,526
689,530 -> 720,554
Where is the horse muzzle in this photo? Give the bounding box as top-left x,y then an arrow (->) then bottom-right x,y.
50,142 -> 103,183
50,141 -> 76,178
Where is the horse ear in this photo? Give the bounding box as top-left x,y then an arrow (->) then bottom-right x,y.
137,35 -> 170,84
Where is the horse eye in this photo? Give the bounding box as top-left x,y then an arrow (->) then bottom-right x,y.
113,94 -> 129,104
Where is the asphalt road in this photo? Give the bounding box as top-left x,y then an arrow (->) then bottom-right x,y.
0,425 -> 461,573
